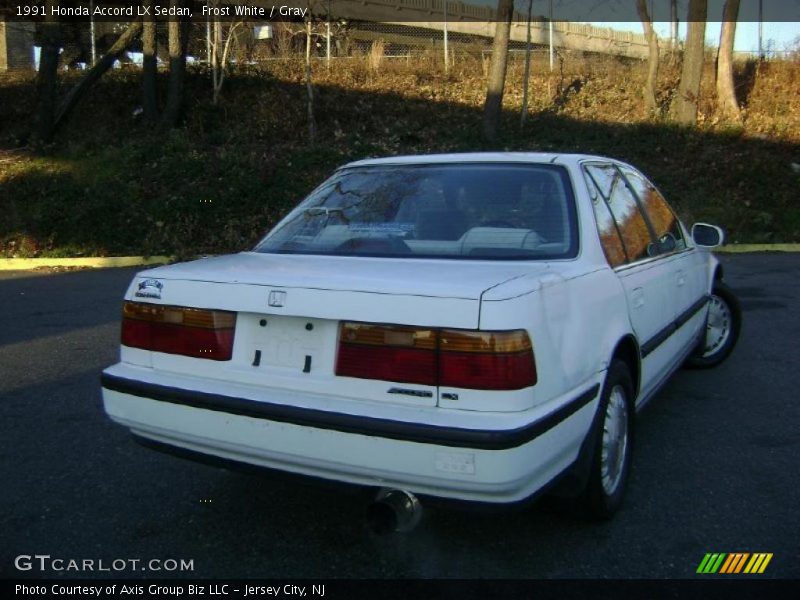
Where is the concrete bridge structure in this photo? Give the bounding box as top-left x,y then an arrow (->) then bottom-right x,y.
0,0 -> 650,71
0,20 -> 35,71
278,0 -> 650,59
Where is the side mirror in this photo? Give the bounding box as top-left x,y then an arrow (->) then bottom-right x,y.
692,223 -> 724,248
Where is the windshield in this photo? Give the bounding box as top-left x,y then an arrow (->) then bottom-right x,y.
254,163 -> 579,260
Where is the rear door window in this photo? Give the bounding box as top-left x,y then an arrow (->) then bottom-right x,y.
584,164 -> 656,264
585,172 -> 627,268
620,167 -> 686,255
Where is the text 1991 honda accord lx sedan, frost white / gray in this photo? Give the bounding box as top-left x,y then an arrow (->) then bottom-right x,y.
101,153 -> 741,522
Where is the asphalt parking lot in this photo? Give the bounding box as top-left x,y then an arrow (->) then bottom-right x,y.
1,253 -> 798,579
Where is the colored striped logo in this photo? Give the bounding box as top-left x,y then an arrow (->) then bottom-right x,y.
697,553 -> 773,574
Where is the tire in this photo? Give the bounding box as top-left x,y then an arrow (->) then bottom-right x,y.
579,359 -> 635,520
685,281 -> 741,369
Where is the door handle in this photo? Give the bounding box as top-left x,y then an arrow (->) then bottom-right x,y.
676,270 -> 686,287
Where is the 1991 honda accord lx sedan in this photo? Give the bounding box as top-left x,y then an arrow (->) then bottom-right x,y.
101,153 -> 741,520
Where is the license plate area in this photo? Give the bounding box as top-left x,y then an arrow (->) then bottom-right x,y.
238,313 -> 336,375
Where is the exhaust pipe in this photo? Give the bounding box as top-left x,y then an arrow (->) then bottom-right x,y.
366,488 -> 423,534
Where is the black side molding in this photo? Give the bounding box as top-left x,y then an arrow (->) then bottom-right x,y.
102,373 -> 599,451
641,295 -> 709,358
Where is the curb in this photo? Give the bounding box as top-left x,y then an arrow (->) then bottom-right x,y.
0,256 -> 173,271
714,244 -> 800,253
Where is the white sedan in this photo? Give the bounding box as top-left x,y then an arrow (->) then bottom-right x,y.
101,153 -> 740,523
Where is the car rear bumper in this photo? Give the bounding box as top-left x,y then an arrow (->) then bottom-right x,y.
101,364 -> 600,504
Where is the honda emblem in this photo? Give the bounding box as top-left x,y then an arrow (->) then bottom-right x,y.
268,290 -> 286,307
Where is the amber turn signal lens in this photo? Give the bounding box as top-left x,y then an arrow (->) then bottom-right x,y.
439,329 -> 532,353
122,301 -> 235,329
339,322 -> 437,350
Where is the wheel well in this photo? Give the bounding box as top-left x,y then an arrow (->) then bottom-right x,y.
612,336 -> 641,400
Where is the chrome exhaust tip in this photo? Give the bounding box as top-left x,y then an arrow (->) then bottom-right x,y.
366,488 -> 423,534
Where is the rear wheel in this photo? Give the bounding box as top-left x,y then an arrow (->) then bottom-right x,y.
579,359 -> 634,520
685,281 -> 741,369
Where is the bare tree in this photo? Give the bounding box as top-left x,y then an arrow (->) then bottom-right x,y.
32,13 -> 144,143
210,14 -> 243,105
482,0 -> 515,142
670,0 -> 708,125
142,1 -> 159,122
162,0 -> 189,128
636,0 -> 659,118
716,0 -> 741,121
32,0 -> 61,145
54,22 -> 143,130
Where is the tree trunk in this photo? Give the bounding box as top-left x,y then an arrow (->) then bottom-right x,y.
670,0 -> 707,126
482,0 -> 514,143
142,2 -> 159,122
53,21 -> 143,131
162,1 -> 188,128
211,18 -> 222,105
716,0 -> 741,121
211,20 -> 241,105
636,0 -> 659,118
32,0 -> 61,145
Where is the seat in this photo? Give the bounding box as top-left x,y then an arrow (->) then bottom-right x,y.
536,194 -> 565,244
415,209 -> 469,241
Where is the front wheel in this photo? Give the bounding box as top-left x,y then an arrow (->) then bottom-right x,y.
685,281 -> 741,369
579,360 -> 634,520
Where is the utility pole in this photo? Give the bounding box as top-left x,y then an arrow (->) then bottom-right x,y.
758,0 -> 764,59
548,0 -> 553,72
520,0 -> 533,127
326,0 -> 331,71
443,0 -> 449,74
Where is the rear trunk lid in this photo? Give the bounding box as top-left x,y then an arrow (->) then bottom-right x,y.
123,252 -> 535,406
133,252 -> 537,326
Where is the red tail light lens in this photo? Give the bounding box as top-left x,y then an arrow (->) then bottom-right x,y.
439,329 -> 536,390
336,344 -> 437,386
121,301 -> 236,361
336,323 -> 437,385
336,322 -> 536,390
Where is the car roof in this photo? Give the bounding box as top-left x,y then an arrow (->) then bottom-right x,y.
341,152 -> 614,169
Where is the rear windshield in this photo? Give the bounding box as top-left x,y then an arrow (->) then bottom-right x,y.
254,163 -> 579,260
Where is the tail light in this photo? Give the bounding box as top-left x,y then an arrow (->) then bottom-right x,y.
336,322 -> 536,390
438,329 -> 536,390
121,301 -> 236,361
